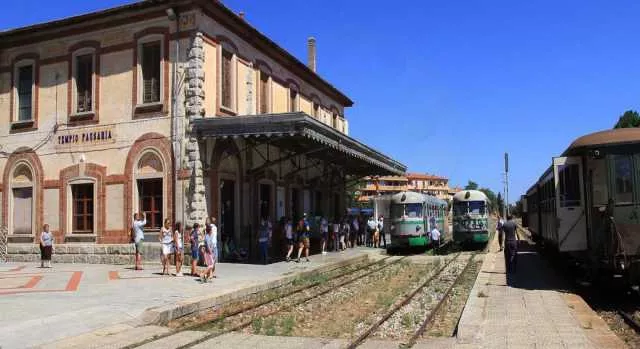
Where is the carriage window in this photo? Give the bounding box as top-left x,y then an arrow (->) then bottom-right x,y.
469,201 -> 485,215
453,202 -> 467,216
558,164 -> 581,207
391,203 -> 423,218
614,155 -> 633,204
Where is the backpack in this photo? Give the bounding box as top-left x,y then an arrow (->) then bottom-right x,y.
130,226 -> 135,243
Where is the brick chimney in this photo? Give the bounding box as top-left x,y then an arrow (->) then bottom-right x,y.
238,11 -> 245,20
307,37 -> 316,72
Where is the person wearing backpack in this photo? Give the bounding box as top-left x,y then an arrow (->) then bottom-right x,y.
496,215 -> 505,251
295,214 -> 311,263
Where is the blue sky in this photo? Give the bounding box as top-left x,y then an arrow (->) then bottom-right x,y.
3,0 -> 640,201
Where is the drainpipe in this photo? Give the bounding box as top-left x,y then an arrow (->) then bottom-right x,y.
167,8 -> 180,225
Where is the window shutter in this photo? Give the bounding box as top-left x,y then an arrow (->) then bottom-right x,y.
142,42 -> 161,103
17,65 -> 33,121
76,54 -> 93,112
221,50 -> 233,108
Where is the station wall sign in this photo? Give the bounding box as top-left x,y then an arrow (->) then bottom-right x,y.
55,127 -> 115,148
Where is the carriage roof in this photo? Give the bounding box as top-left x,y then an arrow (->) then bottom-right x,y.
452,190 -> 489,202
385,191 -> 447,206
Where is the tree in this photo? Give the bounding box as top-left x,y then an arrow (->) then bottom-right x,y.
464,180 -> 479,190
479,187 -> 497,214
496,192 -> 504,215
614,110 -> 640,129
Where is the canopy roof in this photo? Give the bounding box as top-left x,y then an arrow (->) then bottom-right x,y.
192,113 -> 406,176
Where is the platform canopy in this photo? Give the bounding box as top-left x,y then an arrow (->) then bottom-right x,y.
192,112 -> 406,176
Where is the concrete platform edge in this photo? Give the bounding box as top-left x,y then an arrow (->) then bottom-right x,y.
139,253 -> 369,325
455,250 -> 492,345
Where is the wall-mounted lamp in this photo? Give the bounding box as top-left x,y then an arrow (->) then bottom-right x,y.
166,8 -> 177,21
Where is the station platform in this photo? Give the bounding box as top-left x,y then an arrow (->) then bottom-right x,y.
0,249 -> 371,349
455,232 -> 628,349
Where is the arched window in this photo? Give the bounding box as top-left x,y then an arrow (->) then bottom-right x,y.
11,163 -> 35,235
135,151 -> 165,230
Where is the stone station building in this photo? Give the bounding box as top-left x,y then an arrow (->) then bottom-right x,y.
0,0 -> 405,263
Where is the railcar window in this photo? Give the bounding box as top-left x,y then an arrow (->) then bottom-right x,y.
558,164 -> 581,207
614,155 -> 633,204
469,201 -> 486,215
453,202 -> 467,215
391,203 -> 423,218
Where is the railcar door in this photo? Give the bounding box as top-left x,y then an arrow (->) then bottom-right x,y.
553,156 -> 587,251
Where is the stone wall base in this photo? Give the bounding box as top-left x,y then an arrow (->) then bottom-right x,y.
7,243 -> 163,264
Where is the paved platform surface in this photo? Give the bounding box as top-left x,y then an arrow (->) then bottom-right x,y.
0,249 -> 371,349
457,233 -> 628,349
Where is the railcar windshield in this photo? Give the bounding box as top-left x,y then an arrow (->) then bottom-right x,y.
391,203 -> 423,218
469,201 -> 486,215
453,202 -> 467,216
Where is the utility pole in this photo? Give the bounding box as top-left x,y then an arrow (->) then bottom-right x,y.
504,152 -> 509,217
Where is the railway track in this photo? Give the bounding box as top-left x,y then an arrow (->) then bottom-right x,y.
619,310 -> 640,334
345,252 -> 477,348
126,256 -> 406,349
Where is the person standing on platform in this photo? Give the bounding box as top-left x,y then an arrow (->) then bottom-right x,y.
258,218 -> 271,265
320,216 -> 329,255
430,225 -> 441,255
367,216 -> 377,247
202,224 -> 216,283
296,214 -> 311,262
190,223 -> 201,276
208,217 -> 219,262
496,215 -> 505,251
332,218 -> 341,252
173,221 -> 184,276
339,218 -> 349,251
351,216 -> 360,247
502,215 -> 519,273
40,224 -> 53,268
160,218 -> 174,276
285,218 -> 295,261
378,216 -> 386,248
132,212 -> 146,271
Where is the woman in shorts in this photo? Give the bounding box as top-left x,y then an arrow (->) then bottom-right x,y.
190,223 -> 201,277
201,224 -> 216,283
160,218 -> 173,275
284,218 -> 295,262
173,221 -> 184,276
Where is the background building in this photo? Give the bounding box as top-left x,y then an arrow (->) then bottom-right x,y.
355,172 -> 451,203
0,0 -> 404,263
406,173 -> 450,201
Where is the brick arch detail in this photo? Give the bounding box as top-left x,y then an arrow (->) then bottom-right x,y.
59,163 -> 106,238
123,132 -> 173,235
2,150 -> 44,236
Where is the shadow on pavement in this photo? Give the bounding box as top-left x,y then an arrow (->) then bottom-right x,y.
505,240 -> 572,293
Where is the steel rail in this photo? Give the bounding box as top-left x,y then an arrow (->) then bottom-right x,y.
124,256 -> 391,349
404,253 -> 479,347
344,253 -> 463,349
619,310 -> 640,334
171,256 -> 408,349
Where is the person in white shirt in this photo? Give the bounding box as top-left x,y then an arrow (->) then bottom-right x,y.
430,227 -> 441,255
367,217 -> 377,248
209,217 -> 219,262
285,218 -> 295,262
159,218 -> 174,276
132,212 -> 147,270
